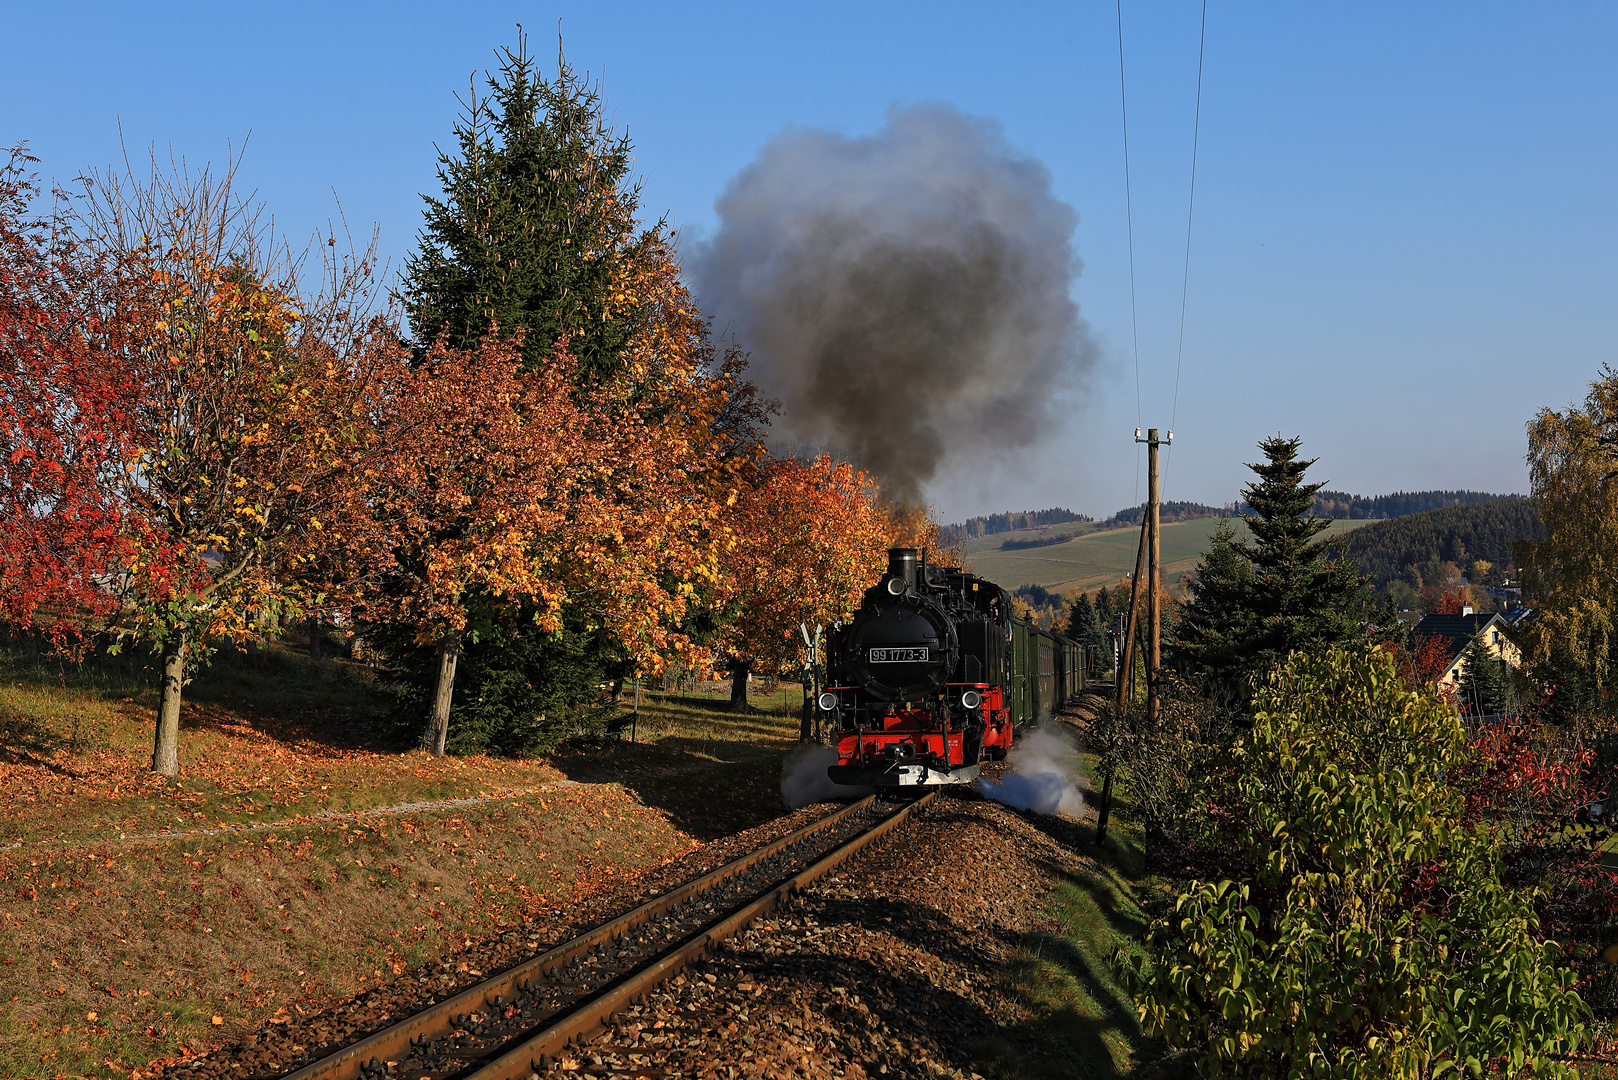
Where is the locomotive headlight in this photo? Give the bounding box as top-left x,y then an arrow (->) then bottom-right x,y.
886,577 -> 907,596
817,692 -> 839,712
960,690 -> 982,709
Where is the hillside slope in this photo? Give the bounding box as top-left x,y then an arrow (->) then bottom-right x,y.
962,517 -> 1368,593
1337,498 -> 1544,590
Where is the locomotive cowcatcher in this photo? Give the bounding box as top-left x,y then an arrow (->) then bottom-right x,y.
818,547 -> 1084,789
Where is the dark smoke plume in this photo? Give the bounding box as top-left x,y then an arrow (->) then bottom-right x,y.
691,104 -> 1095,503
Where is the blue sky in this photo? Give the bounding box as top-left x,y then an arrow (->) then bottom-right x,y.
5,1 -> 1614,522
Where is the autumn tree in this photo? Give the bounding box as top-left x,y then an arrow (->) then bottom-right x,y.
1514,366 -> 1618,708
77,155 -> 400,775
366,233 -> 759,753
715,455 -> 889,712
0,147 -> 132,649
389,31 -> 761,748
884,500 -> 960,562
351,332 -> 598,754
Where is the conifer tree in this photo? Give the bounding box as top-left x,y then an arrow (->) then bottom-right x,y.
1173,438 -> 1370,699
1065,591 -> 1105,671
1457,634 -> 1509,716
402,29 -> 649,379
1243,436 -> 1369,665
1096,585 -> 1115,632
384,30 -> 735,752
1173,517 -> 1257,699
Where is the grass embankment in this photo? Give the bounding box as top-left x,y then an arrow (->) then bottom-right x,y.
0,635 -> 802,1078
977,756 -> 1182,1079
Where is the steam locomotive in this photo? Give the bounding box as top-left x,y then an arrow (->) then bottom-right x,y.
818,547 -> 1086,789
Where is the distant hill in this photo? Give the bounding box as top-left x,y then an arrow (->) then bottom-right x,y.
1337,499 -> 1543,591
940,508 -> 1092,547
1104,501 -> 1226,527
946,490 -> 1528,567
1310,489 -> 1521,520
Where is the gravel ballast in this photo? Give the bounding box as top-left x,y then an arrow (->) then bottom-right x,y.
556,788 -> 1093,1079
166,747 -> 1099,1080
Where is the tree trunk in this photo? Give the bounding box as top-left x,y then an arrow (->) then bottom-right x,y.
729,661 -> 751,713
152,634 -> 186,776
425,631 -> 461,757
1093,760 -> 1115,847
307,618 -> 322,660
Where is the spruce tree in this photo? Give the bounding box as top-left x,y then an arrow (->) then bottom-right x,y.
1173,517 -> 1257,699
1066,592 -> 1105,671
1242,436 -> 1370,670
1096,585 -> 1116,634
1172,437 -> 1371,700
1457,634 -> 1509,715
385,31 -> 661,752
402,30 -> 650,379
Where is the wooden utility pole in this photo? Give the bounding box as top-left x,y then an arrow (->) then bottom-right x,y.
1144,428 -> 1166,722
1115,518 -> 1148,711
1097,493 -> 1150,848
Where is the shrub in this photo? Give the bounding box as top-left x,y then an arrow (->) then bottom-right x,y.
1123,647 -> 1589,1078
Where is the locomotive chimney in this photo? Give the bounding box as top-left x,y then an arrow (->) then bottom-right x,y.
888,548 -> 919,590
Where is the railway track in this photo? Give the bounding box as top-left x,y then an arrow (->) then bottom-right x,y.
272,791 -> 936,1080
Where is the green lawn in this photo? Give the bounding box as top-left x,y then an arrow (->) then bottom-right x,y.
961,517 -> 1370,594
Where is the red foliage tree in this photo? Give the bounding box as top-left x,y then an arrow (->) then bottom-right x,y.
75,156 -> 402,775
0,147 -> 133,650
1393,633 -> 1458,706
1423,586 -> 1475,612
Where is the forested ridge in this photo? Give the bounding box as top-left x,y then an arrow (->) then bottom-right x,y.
947,489 -> 1521,550
1337,498 -> 1544,590
940,507 -> 1090,544
1310,488 -> 1521,519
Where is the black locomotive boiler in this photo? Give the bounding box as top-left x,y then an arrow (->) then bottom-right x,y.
819,547 -> 1086,789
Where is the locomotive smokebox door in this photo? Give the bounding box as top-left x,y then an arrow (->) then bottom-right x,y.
847,599 -> 956,702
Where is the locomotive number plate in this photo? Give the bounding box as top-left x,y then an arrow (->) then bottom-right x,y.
869,647 -> 928,663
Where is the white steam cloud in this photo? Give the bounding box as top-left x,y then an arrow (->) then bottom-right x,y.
978,726 -> 1085,817
781,745 -> 873,810
690,104 -> 1096,505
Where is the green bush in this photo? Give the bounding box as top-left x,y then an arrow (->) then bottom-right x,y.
1123,647 -> 1589,1078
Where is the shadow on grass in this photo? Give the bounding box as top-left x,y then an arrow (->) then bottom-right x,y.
544,689 -> 802,841
0,709 -> 89,773
970,790 -> 1192,1079
0,631 -> 392,756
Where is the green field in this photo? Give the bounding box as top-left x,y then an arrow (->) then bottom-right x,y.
960,517 -> 1371,594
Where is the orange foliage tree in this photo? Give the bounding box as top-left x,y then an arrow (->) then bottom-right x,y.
884,500 -> 962,563
356,235 -> 762,753
77,158 -> 401,775
715,455 -> 890,712
351,333 -> 601,755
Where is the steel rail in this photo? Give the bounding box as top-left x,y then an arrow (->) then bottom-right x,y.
466,790 -> 936,1079
281,793 -> 884,1080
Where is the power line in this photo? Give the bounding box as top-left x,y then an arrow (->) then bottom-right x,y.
1169,0 -> 1208,436
1116,0 -> 1143,504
